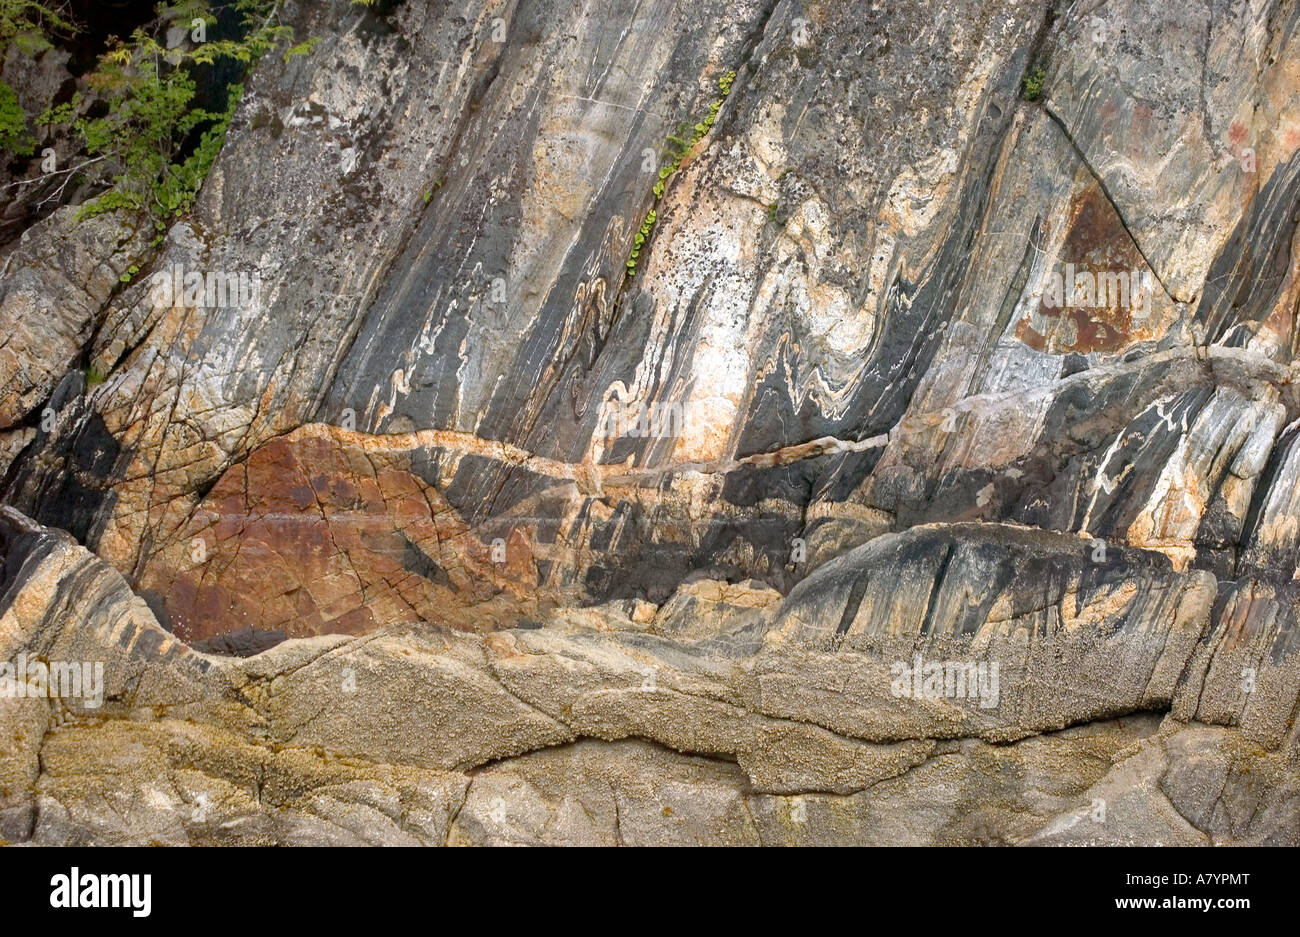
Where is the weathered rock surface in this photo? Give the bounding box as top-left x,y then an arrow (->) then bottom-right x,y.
2,0 -> 1300,845
1,507 -> 1296,845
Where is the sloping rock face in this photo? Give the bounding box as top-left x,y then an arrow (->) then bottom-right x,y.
2,0 -> 1300,845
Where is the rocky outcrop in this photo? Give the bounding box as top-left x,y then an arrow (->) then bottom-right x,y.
1,507 -> 1296,845
2,0 -> 1300,845
0,208 -> 147,430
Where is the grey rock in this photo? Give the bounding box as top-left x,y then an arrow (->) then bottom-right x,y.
2,0 -> 1300,846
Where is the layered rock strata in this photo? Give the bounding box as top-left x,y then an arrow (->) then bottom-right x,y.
1,0 -> 1299,844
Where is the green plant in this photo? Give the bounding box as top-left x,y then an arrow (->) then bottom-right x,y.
11,2 -> 312,238
626,68 -> 736,277
0,79 -> 31,154
6,0 -> 401,238
0,0 -> 75,55
70,2 -> 302,232
84,362 -> 108,386
281,35 -> 319,62
1021,65 -> 1046,102
0,1 -> 77,156
625,208 -> 656,274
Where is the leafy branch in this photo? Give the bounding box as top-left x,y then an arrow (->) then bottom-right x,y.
3,1 -> 322,237
0,0 -> 76,154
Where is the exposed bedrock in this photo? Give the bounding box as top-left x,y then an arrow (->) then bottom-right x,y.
1,0 -> 1300,844
1,509 -> 1296,845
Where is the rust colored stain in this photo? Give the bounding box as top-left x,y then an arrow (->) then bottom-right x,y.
1259,223 -> 1300,346
140,431 -> 545,642
1015,184 -> 1152,355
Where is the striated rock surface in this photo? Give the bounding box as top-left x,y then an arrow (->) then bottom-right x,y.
2,0 -> 1300,845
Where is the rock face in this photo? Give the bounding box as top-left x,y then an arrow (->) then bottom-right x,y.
1,0 -> 1300,845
